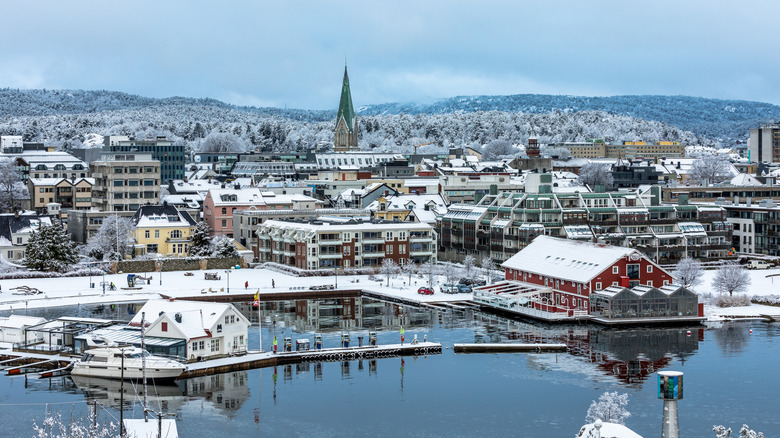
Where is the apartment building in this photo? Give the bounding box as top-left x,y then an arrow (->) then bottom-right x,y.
724,199 -> 780,256
104,135 -> 185,182
256,218 -> 437,270
89,154 -> 161,212
27,177 -> 93,216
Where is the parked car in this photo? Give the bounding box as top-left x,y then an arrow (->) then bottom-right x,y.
440,283 -> 459,294
417,287 -> 434,295
456,283 -> 472,293
459,277 -> 486,287
747,260 -> 772,270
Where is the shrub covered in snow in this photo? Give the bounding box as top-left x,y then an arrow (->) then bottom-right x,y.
716,294 -> 752,308
751,295 -> 780,306
585,391 -> 631,425
713,424 -> 765,438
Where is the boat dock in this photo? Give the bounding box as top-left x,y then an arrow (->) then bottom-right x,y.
181,342 -> 442,378
453,343 -> 567,353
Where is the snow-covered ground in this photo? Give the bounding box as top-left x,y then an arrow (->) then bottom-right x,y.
0,267 -> 471,313
1,266 -> 778,321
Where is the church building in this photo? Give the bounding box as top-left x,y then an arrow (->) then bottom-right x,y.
334,65 -> 359,152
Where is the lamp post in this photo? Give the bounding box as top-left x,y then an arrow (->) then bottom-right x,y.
102,270 -> 106,295
335,265 -> 338,289
225,269 -> 231,293
158,256 -> 163,286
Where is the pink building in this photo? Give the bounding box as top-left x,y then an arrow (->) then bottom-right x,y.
203,188 -> 321,237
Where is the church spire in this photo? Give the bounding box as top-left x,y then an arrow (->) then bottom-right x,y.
334,64 -> 359,151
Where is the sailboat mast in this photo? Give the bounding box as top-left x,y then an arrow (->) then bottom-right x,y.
141,311 -> 148,422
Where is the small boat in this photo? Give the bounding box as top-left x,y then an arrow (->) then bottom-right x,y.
71,346 -> 185,382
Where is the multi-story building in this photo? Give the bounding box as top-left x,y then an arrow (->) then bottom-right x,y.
13,151 -> 88,182
749,123 -> 780,164
660,185 -> 780,204
67,210 -> 136,243
724,199 -> 780,256
131,205 -> 197,257
203,188 -> 321,237
104,136 -> 185,182
256,218 -> 437,269
0,135 -> 23,154
233,207 -> 369,261
90,153 -> 161,212
440,180 -> 732,264
27,177 -> 93,216
554,140 -> 686,160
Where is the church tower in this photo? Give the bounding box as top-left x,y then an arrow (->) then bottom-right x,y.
334,65 -> 359,152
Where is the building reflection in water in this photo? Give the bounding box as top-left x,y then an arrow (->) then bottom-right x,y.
181,371 -> 250,418
472,312 -> 702,386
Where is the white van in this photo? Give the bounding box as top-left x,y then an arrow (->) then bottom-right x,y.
747,260 -> 771,270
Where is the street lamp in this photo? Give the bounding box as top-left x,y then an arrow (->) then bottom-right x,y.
225,269 -> 231,293
158,256 -> 163,286
335,265 -> 339,289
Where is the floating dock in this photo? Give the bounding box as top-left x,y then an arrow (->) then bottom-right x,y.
453,343 -> 567,353
180,342 -> 442,378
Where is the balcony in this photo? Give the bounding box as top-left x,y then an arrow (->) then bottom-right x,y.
410,250 -> 433,257
362,238 -> 384,244
319,253 -> 343,259
363,251 -> 384,257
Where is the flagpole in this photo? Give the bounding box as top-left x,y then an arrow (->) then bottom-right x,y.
256,289 -> 263,352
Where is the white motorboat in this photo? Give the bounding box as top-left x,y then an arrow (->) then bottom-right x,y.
71,346 -> 185,382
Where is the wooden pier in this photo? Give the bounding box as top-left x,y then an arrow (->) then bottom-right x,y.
453,343 -> 567,353
181,342 -> 442,378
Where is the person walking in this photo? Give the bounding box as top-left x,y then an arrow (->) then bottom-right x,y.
272,279 -> 275,288
245,281 -> 249,290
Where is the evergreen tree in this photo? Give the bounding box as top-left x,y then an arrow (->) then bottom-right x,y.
211,235 -> 238,258
189,221 -> 213,256
24,224 -> 79,272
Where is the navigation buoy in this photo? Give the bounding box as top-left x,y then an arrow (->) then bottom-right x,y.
750,329 -> 753,334
686,330 -> 691,336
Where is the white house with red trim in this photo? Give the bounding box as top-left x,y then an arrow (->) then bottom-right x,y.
130,300 -> 250,362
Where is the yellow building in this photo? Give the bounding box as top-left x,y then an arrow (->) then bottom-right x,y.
131,205 -> 197,257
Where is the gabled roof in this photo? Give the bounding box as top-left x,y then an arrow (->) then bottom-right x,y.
131,205 -> 197,228
130,300 -> 244,339
0,212 -> 52,242
502,235 -> 647,283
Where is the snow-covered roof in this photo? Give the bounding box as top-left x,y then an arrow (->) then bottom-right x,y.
730,173 -> 763,186
28,177 -> 94,186
577,422 -> 643,438
129,299 -> 237,338
261,219 -> 433,234
132,205 -> 197,228
0,315 -> 47,329
207,188 -> 318,206
502,235 -> 643,283
365,194 -> 448,224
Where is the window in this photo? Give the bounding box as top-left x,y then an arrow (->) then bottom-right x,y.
647,265 -> 653,273
612,266 -> 619,274
145,230 -> 150,239
221,219 -> 227,227
222,207 -> 227,214
626,264 -> 640,279
225,316 -> 230,324
170,230 -> 182,239
596,282 -> 602,290
162,322 -> 168,332
216,324 -> 222,333
155,230 -> 160,238
386,246 -> 393,255
211,339 -> 220,352
647,280 -> 653,287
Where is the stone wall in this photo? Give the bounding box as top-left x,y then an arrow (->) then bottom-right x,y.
111,257 -> 246,274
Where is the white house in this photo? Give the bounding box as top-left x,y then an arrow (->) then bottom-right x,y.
130,300 -> 250,362
0,315 -> 46,344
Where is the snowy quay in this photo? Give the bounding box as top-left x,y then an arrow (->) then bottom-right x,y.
181,342 -> 442,379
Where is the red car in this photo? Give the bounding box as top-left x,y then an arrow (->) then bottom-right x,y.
418,287 -> 434,295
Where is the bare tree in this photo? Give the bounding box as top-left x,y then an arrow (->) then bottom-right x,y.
197,132 -> 249,153
713,261 -> 751,296
482,139 -> 517,160
443,263 -> 462,285
673,258 -> 704,288
380,258 -> 399,286
462,254 -> 476,281
0,157 -> 28,213
421,260 -> 437,287
585,391 -> 631,425
578,163 -> 614,189
688,155 -> 731,186
481,256 -> 497,284
401,258 -> 417,285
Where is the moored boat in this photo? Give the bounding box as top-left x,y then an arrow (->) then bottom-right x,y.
71,346 -> 185,382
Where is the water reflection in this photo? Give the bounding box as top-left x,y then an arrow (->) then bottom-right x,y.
181,371 -> 249,418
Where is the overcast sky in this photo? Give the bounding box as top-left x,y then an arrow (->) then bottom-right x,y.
3,1 -> 779,110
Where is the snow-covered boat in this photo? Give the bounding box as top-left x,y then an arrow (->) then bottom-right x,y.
71,346 -> 185,382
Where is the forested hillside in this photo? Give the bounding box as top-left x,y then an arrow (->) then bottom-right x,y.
2,88 -> 775,153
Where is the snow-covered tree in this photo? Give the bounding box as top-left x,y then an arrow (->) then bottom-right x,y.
482,139 -> 517,160
422,260 -> 437,287
25,224 -> 79,272
189,221 -> 212,256
443,263 -> 462,285
585,391 -> 631,425
713,261 -> 751,296
673,257 -> 704,288
578,163 -> 614,189
83,216 -> 135,261
462,255 -> 477,281
401,258 -> 417,285
211,235 -> 239,258
380,258 -> 400,286
481,256 -> 497,284
197,132 -> 249,153
33,408 -> 118,438
0,157 -> 28,213
689,155 -> 732,186
713,424 -> 765,438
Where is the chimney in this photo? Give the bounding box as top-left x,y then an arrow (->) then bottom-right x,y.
746,196 -> 752,207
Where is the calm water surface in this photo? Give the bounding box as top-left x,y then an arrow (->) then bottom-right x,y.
1,298 -> 778,437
